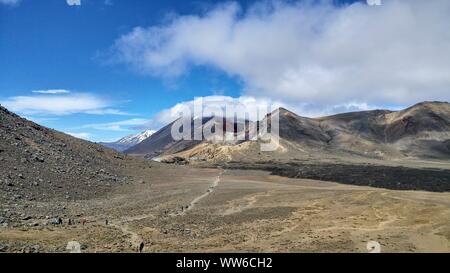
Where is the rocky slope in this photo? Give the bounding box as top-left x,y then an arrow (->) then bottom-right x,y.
0,105 -> 146,204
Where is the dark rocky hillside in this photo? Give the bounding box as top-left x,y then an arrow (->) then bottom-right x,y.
0,105 -> 138,204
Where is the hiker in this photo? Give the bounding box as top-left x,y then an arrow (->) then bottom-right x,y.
58,218 -> 63,225
139,242 -> 144,253
105,219 -> 109,225
68,219 -> 72,225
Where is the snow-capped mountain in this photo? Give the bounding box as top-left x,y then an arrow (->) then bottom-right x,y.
100,130 -> 155,152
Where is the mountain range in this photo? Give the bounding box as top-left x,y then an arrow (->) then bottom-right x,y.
121,101 -> 450,163
100,130 -> 155,152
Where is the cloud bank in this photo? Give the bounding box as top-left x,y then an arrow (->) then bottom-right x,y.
81,118 -> 149,132
112,0 -> 450,107
154,95 -> 285,124
32,89 -> 71,94
0,0 -> 20,6
1,91 -> 129,116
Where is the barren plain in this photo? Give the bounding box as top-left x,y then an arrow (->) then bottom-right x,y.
1,161 -> 449,253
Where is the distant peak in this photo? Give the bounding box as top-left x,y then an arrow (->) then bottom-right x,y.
410,101 -> 449,108
277,107 -> 290,113
272,107 -> 300,117
141,129 -> 156,136
398,101 -> 450,115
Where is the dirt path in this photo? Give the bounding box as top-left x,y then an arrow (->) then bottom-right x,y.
107,212 -> 158,252
101,169 -> 224,251
109,221 -> 143,251
110,170 -> 225,244
175,169 -> 224,216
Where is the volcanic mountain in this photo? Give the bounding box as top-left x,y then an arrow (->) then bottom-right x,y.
137,101 -> 450,163
124,116 -> 251,158
316,101 -> 450,158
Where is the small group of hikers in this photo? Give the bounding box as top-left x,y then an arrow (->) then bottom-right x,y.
56,218 -> 111,226
53,217 -> 88,226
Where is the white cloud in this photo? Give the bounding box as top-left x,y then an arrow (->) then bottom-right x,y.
112,0 -> 450,108
153,95 -> 284,125
1,92 -> 129,116
81,118 -> 149,131
32,89 -> 71,94
0,0 -> 20,6
67,132 -> 91,140
66,0 -> 81,6
142,95 -> 384,131
83,108 -> 132,116
286,101 -> 391,118
367,0 -> 382,6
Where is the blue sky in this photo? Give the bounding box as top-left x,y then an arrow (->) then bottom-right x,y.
0,0 -> 247,141
1,0 -> 449,142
